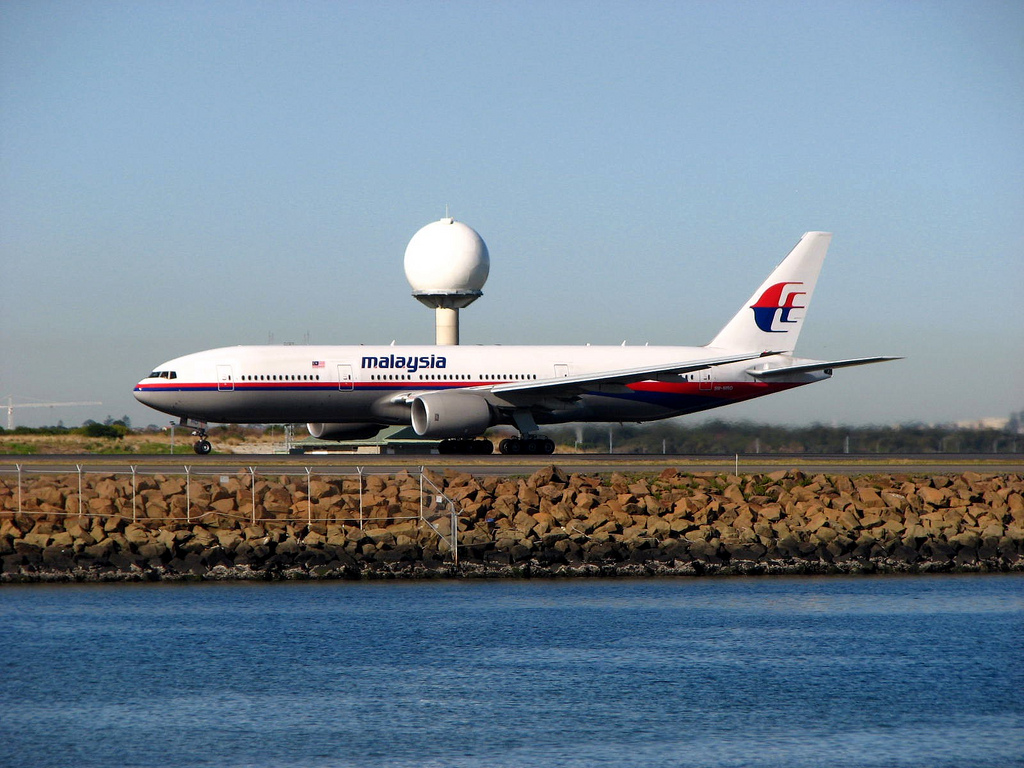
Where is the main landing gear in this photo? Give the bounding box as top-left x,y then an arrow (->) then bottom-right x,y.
497,410 -> 555,454
498,437 -> 555,455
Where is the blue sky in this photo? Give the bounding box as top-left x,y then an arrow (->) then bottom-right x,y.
2,0 -> 1022,429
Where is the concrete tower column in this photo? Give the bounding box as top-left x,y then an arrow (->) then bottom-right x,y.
435,307 -> 459,346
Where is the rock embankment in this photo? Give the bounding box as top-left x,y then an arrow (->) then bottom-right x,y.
1,467 -> 1022,582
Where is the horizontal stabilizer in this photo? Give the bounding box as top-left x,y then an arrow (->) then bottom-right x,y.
747,356 -> 903,379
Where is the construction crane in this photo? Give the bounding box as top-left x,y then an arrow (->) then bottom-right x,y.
4,396 -> 102,430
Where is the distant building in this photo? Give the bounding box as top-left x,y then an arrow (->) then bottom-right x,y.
955,417 -> 1010,431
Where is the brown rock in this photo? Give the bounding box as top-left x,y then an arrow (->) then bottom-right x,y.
803,513 -> 829,533
536,483 -> 564,501
137,541 -> 169,561
512,511 -> 537,534
628,480 -> 651,497
34,486 -> 65,507
215,530 -> 242,550
813,527 -> 838,545
515,483 -> 540,507
646,517 -> 671,537
529,465 -> 568,488
723,484 -> 746,505
853,488 -> 882,508
23,532 -> 51,548
94,479 -> 120,499
88,497 -> 117,515
211,498 -> 237,514
123,524 -> 152,546
918,486 -> 947,506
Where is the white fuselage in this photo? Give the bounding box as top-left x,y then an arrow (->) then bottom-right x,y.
133,343 -> 819,428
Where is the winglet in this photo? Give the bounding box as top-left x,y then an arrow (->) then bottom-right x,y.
747,356 -> 903,379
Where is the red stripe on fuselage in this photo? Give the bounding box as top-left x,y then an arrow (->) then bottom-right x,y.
626,380 -> 803,400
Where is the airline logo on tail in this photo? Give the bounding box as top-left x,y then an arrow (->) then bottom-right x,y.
751,281 -> 807,333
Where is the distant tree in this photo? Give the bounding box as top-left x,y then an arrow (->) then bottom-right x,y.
80,422 -> 125,439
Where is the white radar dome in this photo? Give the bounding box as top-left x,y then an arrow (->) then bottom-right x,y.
404,217 -> 490,297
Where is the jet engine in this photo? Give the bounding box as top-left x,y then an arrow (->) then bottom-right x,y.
306,422 -> 384,441
410,392 -> 492,438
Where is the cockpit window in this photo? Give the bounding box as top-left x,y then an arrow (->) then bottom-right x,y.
148,371 -> 177,379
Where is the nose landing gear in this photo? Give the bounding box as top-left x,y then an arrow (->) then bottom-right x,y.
178,417 -> 212,455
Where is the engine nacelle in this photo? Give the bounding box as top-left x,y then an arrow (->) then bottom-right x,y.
306,422 -> 384,441
410,392 -> 492,438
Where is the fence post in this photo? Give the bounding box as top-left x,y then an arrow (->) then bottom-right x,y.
248,467 -> 257,524
184,465 -> 191,524
15,464 -> 22,514
76,464 -> 83,516
130,466 -> 138,523
305,467 -> 312,525
357,466 -> 364,531
450,502 -> 458,565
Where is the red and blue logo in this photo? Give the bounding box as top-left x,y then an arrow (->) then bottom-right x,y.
751,281 -> 806,333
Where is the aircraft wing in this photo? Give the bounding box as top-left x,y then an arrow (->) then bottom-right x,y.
747,356 -> 903,379
483,351 -> 768,399
389,351 -> 767,406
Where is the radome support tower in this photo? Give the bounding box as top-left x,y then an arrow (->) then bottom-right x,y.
404,216 -> 490,345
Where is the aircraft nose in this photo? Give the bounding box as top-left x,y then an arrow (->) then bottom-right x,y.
133,383 -> 149,404
134,380 -> 159,407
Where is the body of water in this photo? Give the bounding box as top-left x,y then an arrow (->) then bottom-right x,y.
1,575 -> 1021,768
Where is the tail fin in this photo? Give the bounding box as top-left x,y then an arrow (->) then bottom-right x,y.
707,231 -> 831,353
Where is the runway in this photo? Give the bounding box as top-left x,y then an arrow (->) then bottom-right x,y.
2,453 -> 1021,477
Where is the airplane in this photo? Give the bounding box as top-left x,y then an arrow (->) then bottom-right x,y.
134,231 -> 899,455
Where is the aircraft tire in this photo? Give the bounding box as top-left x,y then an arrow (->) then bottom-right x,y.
504,439 -> 522,455
193,440 -> 212,455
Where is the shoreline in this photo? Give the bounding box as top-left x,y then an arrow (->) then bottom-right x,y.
6,558 -> 1019,585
